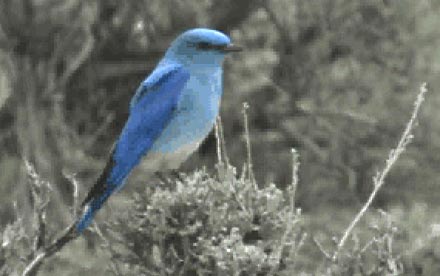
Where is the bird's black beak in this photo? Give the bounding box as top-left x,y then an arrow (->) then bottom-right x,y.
222,43 -> 243,53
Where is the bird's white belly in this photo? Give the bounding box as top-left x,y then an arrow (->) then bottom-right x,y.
140,138 -> 203,172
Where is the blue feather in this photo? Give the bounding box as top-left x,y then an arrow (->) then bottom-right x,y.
76,28 -> 239,233
110,65 -> 190,185
76,66 -> 189,233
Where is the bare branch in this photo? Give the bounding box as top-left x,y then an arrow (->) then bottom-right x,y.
333,83 -> 428,260
63,171 -> 80,218
22,223 -> 79,276
289,148 -> 300,209
21,161 -> 81,276
44,23 -> 95,97
215,117 -> 223,166
313,236 -> 332,260
242,102 -> 256,186
216,116 -> 230,166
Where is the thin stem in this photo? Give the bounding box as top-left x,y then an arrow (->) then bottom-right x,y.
217,116 -> 230,166
333,83 -> 428,260
290,148 -> 300,210
242,102 -> 255,187
215,117 -> 223,165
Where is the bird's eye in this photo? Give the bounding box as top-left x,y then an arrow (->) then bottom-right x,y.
196,42 -> 212,50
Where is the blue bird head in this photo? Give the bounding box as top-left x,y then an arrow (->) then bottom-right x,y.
164,28 -> 242,67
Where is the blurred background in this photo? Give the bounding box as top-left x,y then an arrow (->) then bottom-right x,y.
1,0 -> 440,273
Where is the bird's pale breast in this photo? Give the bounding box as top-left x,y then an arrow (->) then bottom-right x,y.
142,67 -> 222,172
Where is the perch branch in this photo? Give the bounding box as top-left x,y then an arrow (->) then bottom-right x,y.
22,161 -> 81,276
23,223 -> 79,276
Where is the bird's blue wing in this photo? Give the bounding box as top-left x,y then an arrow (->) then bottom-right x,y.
129,64 -> 188,110
77,64 -> 189,232
110,64 -> 190,185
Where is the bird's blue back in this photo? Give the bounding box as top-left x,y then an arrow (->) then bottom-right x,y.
111,64 -> 190,184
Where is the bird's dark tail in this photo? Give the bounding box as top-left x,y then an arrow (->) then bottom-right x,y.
76,191 -> 113,233
76,150 -> 116,233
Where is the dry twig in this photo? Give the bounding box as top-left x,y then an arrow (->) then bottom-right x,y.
333,83 -> 428,260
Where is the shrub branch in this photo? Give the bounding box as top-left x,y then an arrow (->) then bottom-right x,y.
21,162 -> 81,276
333,83 -> 428,260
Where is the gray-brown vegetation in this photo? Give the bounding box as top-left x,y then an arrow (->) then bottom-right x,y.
1,0 -> 440,275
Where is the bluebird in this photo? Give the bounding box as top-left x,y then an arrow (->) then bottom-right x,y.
76,28 -> 242,233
